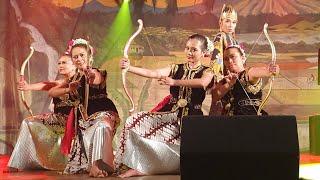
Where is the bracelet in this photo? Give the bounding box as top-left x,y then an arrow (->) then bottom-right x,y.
64,88 -> 68,94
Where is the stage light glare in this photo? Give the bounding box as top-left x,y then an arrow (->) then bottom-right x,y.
95,0 -> 133,65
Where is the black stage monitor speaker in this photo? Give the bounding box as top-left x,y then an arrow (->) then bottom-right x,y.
180,115 -> 299,180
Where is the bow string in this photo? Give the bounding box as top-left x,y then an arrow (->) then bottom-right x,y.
236,23 -> 276,115
257,23 -> 276,115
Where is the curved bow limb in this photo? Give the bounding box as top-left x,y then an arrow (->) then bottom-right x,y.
122,19 -> 143,113
20,47 -> 35,116
257,23 -> 277,115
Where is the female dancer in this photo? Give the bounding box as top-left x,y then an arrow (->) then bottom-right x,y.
49,38 -> 119,177
211,44 -> 279,115
116,34 -> 214,177
7,55 -> 76,171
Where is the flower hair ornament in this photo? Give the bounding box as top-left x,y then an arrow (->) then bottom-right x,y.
205,36 -> 214,53
65,38 -> 90,54
65,38 -> 94,65
64,39 -> 74,55
72,38 -> 89,46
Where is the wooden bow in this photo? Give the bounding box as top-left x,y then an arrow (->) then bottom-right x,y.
122,19 -> 143,113
19,47 -> 35,116
257,23 -> 276,115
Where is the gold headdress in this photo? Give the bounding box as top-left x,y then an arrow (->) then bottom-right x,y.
219,4 -> 237,22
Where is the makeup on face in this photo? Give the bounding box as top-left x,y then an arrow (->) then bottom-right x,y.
185,39 -> 204,62
220,18 -> 237,34
58,56 -> 75,75
224,48 -> 245,73
71,47 -> 88,68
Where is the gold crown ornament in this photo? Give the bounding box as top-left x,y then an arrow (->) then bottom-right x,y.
219,4 -> 237,22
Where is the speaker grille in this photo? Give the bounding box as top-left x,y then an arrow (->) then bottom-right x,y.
180,115 -> 299,180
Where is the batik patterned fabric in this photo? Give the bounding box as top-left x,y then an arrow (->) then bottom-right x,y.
221,69 -> 268,115
115,111 -> 180,175
7,95 -> 73,170
63,111 -> 119,174
115,63 -> 209,175
63,69 -> 119,174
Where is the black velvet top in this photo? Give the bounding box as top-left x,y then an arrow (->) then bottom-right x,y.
69,68 -> 118,118
158,63 -> 209,118
221,70 -> 268,115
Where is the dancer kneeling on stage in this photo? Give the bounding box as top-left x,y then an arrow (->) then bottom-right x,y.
116,34 -> 214,177
6,55 -> 76,172
210,44 -> 279,115
49,38 -> 120,177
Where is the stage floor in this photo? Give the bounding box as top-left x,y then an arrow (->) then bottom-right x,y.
0,171 -> 179,180
1,153 -> 320,180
